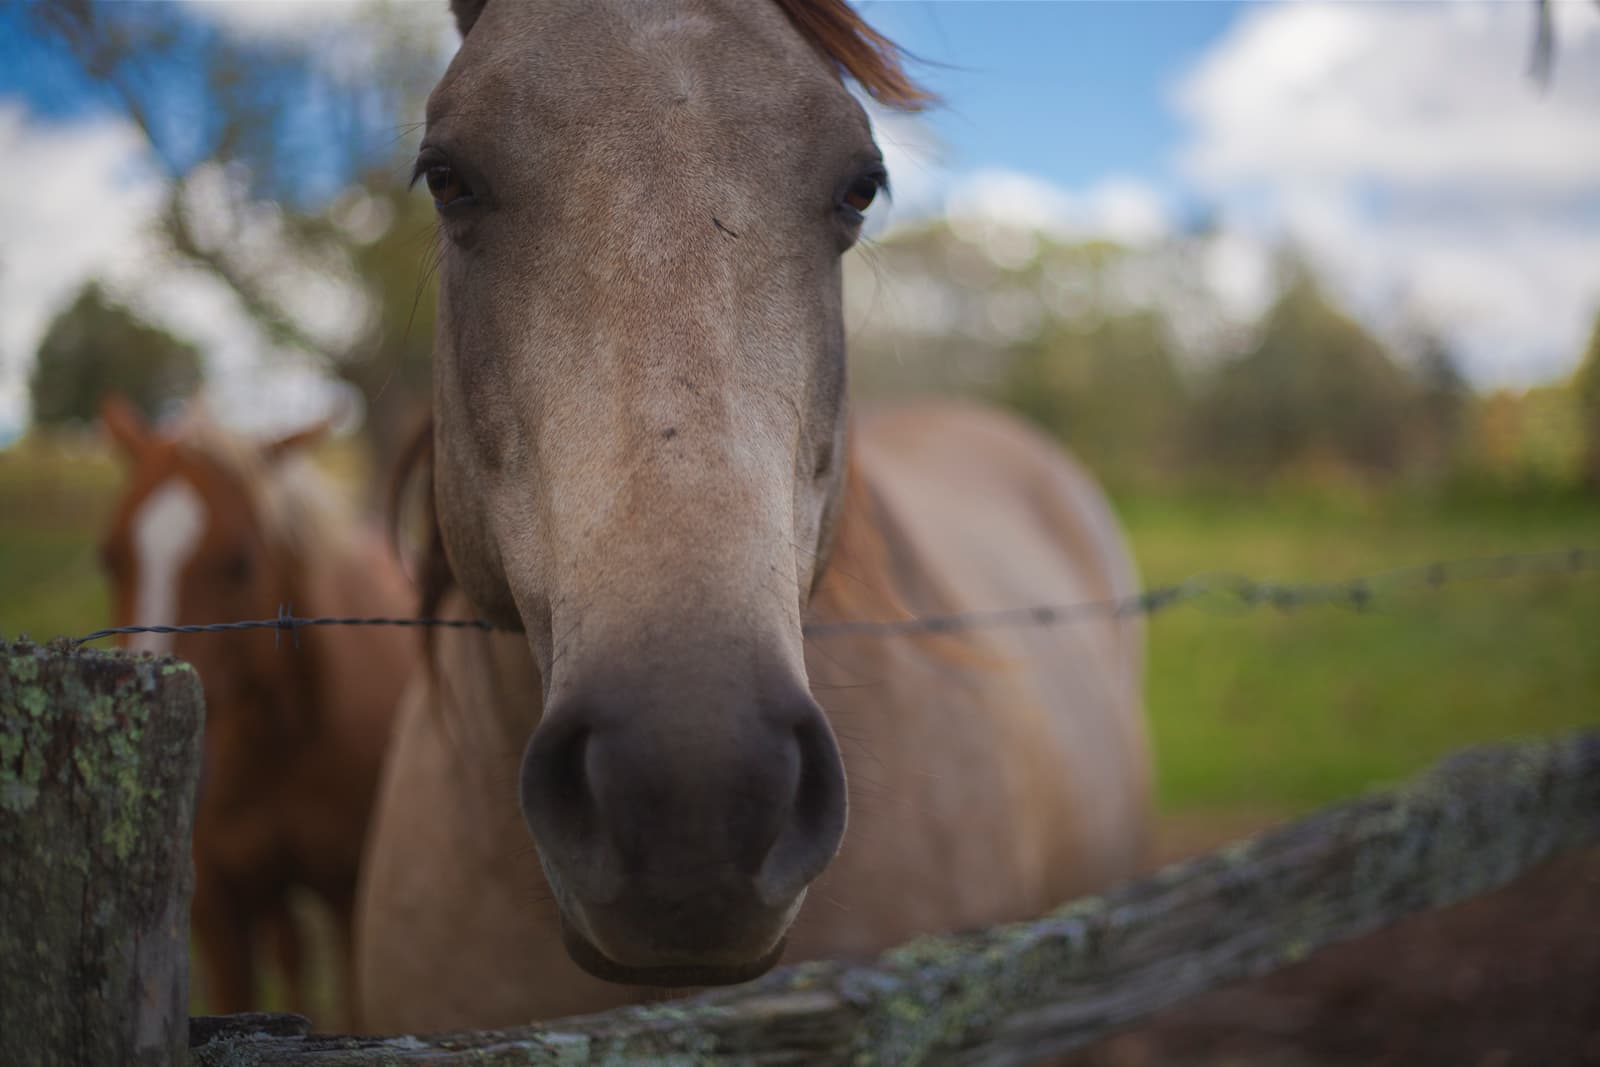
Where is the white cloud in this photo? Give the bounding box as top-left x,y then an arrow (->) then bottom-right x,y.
183,0 -> 384,41
0,104 -> 164,434
0,103 -> 350,439
944,169 -> 1171,250
1173,0 -> 1600,385
183,0 -> 459,92
185,0 -> 456,46
862,98 -> 1174,251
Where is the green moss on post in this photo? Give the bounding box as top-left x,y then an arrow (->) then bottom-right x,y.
1,638 -> 203,1067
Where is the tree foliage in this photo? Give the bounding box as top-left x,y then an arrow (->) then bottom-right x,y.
1577,310 -> 1600,492
999,310 -> 1187,482
29,283 -> 202,426
1187,273 -> 1417,477
27,0 -> 447,457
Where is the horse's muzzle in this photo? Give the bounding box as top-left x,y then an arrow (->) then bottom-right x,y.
518,676 -> 846,983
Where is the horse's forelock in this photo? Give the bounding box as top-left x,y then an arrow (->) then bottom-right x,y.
771,0 -> 934,111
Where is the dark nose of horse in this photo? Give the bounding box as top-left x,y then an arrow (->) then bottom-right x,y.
518,684 -> 846,968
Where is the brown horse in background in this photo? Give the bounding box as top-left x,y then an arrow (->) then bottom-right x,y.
357,0 -> 1151,1031
97,396 -> 412,1023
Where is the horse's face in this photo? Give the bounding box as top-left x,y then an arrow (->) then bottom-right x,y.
97,398 -> 321,755
425,0 -> 885,984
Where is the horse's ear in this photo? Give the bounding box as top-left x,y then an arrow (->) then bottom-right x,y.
263,419 -> 333,464
99,394 -> 150,461
450,0 -> 488,36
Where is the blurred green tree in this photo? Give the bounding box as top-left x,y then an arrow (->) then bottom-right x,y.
27,0 -> 447,459
1411,331 -> 1471,478
29,283 -> 202,427
1576,310 -> 1600,492
999,310 -> 1187,484
1188,271 -> 1416,479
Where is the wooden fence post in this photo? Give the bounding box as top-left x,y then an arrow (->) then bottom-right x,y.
1,638 -> 204,1067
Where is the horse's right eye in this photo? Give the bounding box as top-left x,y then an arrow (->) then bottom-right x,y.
835,162 -> 888,229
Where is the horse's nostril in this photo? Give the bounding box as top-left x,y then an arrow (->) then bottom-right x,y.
520,717 -> 597,858
756,711 -> 847,906
795,718 -> 846,835
550,726 -> 591,811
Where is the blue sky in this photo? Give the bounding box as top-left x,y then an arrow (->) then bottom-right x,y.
0,2 -> 1245,199
864,1 -> 1243,192
1,1 -> 1598,435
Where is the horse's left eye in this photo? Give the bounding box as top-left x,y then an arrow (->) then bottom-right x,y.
426,165 -> 468,207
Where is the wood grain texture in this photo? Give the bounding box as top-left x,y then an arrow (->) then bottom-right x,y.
191,730 -> 1600,1067
2,638 -> 204,1067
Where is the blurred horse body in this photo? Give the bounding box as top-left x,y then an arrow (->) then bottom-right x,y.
98,397 -> 412,1021
357,0 -> 1150,1030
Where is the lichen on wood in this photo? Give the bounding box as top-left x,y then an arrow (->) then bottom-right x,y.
189,729 -> 1600,1067
1,637 -> 204,1067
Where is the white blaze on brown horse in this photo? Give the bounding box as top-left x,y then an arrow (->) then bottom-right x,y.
357,0 -> 1151,1030
97,396 -> 413,1022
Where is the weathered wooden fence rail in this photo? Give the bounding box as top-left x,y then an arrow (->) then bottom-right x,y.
4,639 -> 1598,1067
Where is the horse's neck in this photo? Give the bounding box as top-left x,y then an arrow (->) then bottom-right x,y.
268,480 -> 412,741
288,523 -> 372,617
808,443 -> 948,628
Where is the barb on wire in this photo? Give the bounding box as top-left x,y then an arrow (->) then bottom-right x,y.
70,547 -> 1599,647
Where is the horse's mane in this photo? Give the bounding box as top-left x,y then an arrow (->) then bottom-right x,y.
772,0 -> 933,111
390,421 -> 453,629
173,409 -> 351,559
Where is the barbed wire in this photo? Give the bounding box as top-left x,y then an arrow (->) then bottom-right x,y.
74,605 -> 492,649
804,546 -> 1599,637
70,547 -> 1599,648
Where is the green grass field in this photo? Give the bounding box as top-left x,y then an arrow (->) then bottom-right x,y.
1121,487 -> 1600,813
0,443 -> 116,644
4,441 -> 1597,820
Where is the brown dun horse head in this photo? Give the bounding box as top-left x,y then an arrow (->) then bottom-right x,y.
422,0 -> 926,985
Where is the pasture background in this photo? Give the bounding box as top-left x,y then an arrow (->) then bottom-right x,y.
5,437 -> 1596,819
6,432 -> 1597,1019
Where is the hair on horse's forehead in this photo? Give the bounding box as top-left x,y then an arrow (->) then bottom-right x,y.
436,2 -> 838,132
436,0 -> 928,118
